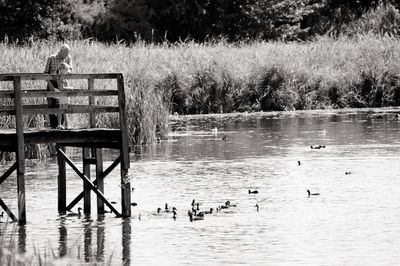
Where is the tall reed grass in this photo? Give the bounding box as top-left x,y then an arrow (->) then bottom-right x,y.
1,32 -> 400,151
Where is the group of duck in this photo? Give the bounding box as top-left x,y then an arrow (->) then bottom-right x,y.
153,190 -> 261,222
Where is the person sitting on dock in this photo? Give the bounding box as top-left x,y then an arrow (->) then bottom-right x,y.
44,44 -> 73,129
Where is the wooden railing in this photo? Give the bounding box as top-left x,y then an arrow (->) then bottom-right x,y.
0,73 -> 124,119
0,73 -> 131,223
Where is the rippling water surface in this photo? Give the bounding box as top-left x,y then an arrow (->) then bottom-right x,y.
1,108 -> 400,265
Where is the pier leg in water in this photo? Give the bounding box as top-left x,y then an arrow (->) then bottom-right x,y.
96,148 -> 105,215
83,148 -> 91,215
57,145 -> 67,215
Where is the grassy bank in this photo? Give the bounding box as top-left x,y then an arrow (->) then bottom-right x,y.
1,34 -> 400,148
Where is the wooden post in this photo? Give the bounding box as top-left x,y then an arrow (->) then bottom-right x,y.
95,148 -> 104,215
57,145 -> 67,214
88,78 -> 96,128
13,76 -> 26,224
83,148 -> 91,215
117,74 -> 131,217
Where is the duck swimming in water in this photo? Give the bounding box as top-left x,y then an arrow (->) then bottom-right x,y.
67,207 -> 82,217
255,204 -> 259,212
248,190 -> 259,194
188,210 -> 204,222
307,190 -> 320,197
172,207 -> 177,220
197,208 -> 214,216
226,201 -> 236,207
311,145 -> 326,149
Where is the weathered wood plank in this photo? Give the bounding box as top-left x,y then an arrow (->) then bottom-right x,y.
0,89 -> 118,98
57,145 -> 67,215
0,73 -> 120,81
83,148 -> 91,215
13,76 -> 26,224
0,105 -> 119,115
0,128 -> 123,148
0,162 -> 17,185
88,78 -> 96,128
0,198 -> 18,222
117,74 -> 131,217
95,149 -> 104,215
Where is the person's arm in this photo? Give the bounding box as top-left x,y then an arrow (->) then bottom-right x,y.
65,55 -> 73,72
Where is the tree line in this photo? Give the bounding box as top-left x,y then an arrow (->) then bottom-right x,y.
0,0 -> 399,43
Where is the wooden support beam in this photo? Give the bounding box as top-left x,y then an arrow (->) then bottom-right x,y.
13,76 -> 26,224
57,145 -> 67,215
95,149 -> 104,215
117,74 -> 131,217
0,162 -> 17,185
83,148 -> 91,215
66,156 -> 121,211
0,198 -> 18,222
58,149 -> 121,216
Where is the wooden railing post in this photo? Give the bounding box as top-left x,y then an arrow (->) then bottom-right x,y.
117,74 -> 131,217
13,76 -> 26,224
88,78 -> 96,127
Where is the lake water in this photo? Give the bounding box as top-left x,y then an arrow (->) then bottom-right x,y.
1,108 -> 400,265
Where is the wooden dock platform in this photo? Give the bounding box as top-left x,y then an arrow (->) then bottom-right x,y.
0,73 -> 131,224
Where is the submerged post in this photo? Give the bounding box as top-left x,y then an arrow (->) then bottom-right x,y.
57,145 -> 67,214
95,148 -> 104,214
83,148 -> 91,215
117,74 -> 131,217
13,76 -> 26,224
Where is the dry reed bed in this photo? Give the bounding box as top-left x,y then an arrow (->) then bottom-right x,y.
1,34 -> 400,146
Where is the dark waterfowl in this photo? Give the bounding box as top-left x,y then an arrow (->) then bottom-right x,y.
345,171 -> 351,175
197,208 -> 214,216
255,204 -> 259,212
110,201 -> 117,204
130,202 -> 138,206
307,190 -> 320,197
191,199 -> 196,207
248,190 -> 259,194
311,145 -> 326,149
172,207 -> 177,219
188,210 -> 204,222
67,207 -> 82,217
226,201 -> 236,207
165,203 -> 169,212
0,212 -> 3,218
222,135 -> 227,141
298,161 -> 301,166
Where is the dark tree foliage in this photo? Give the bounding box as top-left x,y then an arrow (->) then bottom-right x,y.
0,0 -> 398,43
0,0 -> 74,42
145,0 -> 257,42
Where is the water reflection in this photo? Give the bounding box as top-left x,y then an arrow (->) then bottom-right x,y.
58,217 -> 67,257
122,218 -> 131,265
2,108 -> 400,265
18,224 -> 26,254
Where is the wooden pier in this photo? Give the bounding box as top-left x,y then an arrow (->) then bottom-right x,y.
0,73 -> 131,224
